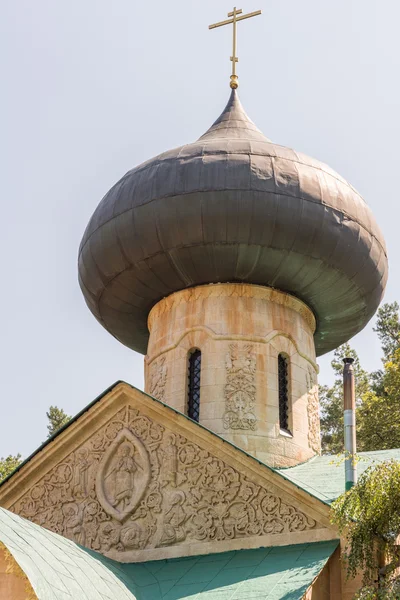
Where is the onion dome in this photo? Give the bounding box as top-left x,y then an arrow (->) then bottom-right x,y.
78,90 -> 388,356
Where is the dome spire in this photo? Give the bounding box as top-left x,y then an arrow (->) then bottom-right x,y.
209,7 -> 262,89
199,88 -> 270,142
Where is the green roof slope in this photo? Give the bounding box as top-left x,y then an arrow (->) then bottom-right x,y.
276,449 -> 400,504
0,507 -> 136,599
0,508 -> 338,600
129,541 -> 338,600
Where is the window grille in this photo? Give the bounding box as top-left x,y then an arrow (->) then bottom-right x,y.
188,350 -> 201,422
278,354 -> 290,431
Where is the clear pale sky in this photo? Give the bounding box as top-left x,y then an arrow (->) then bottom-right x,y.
1,0 -> 399,459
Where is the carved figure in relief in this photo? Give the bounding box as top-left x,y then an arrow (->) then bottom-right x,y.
106,442 -> 140,511
149,356 -> 167,401
306,367 -> 321,454
63,503 -> 84,544
223,343 -> 257,430
159,491 -> 187,546
98,522 -> 120,551
96,428 -> 151,523
160,434 -> 178,487
120,524 -> 143,550
73,448 -> 89,499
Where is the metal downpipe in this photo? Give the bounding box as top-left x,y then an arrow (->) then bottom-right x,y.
343,357 -> 357,491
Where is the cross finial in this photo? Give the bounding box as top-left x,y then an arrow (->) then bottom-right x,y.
209,7 -> 262,89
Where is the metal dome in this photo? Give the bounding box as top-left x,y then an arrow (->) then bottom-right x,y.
78,90 -> 388,356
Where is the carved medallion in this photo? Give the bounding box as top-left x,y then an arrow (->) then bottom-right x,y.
223,343 -> 257,430
96,428 -> 150,522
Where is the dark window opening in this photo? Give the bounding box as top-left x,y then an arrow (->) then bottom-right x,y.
278,354 -> 290,432
188,350 -> 201,422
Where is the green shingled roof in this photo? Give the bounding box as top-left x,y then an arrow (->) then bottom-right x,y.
276,449 -> 400,504
0,508 -> 338,600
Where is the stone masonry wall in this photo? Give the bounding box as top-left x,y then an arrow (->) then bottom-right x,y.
145,284 -> 321,468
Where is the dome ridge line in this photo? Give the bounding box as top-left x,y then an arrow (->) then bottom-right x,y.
78,188 -> 385,260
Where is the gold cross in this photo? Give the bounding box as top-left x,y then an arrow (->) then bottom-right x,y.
209,7 -> 262,89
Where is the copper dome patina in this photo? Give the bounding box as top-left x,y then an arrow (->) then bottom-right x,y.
79,91 -> 388,356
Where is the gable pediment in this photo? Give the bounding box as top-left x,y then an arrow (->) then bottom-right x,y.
0,383 -> 336,562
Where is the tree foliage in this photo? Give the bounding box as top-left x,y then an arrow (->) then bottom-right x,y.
357,350 -> 400,451
331,460 -> 400,599
319,343 -> 369,454
373,302 -> 400,362
46,406 -> 71,438
370,302 -> 400,396
0,454 -> 22,483
0,406 -> 71,483
320,302 -> 400,455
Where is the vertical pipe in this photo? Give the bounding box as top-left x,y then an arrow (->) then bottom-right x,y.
343,357 -> 357,490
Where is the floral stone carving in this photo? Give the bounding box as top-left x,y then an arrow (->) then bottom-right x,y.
223,343 -> 257,430
10,403 -> 317,560
307,367 -> 321,454
148,356 -> 167,401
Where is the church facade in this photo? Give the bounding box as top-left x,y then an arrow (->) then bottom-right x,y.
0,382 -> 353,598
0,32 -> 390,599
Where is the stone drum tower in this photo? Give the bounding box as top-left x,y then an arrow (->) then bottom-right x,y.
78,90 -> 387,468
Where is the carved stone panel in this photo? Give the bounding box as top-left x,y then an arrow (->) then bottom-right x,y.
96,428 -> 151,522
10,403 -> 318,561
223,343 -> 257,430
149,356 -> 167,401
307,367 -> 321,454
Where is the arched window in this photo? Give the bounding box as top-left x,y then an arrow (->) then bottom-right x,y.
188,349 -> 201,422
278,353 -> 290,432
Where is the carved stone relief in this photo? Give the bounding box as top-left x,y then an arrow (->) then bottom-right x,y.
96,428 -> 151,522
10,404 -> 317,560
306,367 -> 321,454
223,343 -> 257,430
149,356 -> 167,401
